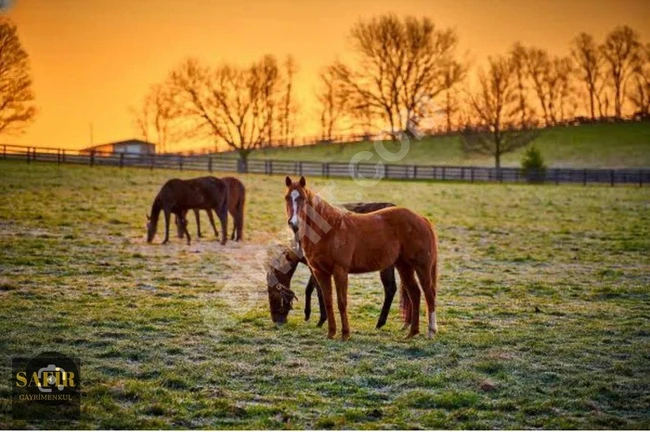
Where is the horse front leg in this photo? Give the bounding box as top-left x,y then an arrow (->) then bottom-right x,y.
210,210 -> 228,245
376,265 -> 397,329
312,269 -> 335,339
333,267 -> 350,341
315,279 -> 327,327
162,209 -> 171,244
206,210 -> 219,240
182,213 -> 192,245
304,275 -> 315,322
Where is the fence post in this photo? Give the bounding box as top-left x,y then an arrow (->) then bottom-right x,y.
442,166 -> 446,181
179,155 -> 183,171
470,166 -> 474,183
3,145 -> 6,159
413,165 -> 418,180
90,150 -> 95,167
57,149 -> 61,164
325,162 -> 329,179
208,156 -> 213,173
610,170 -> 614,187
461,167 -> 465,181
555,168 -> 559,185
62,149 -> 66,163
298,161 -> 303,176
150,154 -> 155,170
583,169 -> 587,186
26,147 -> 31,163
120,153 -> 124,168
640,170 -> 643,187
269,160 -> 273,176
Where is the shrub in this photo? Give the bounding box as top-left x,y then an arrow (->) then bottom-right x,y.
521,145 -> 546,183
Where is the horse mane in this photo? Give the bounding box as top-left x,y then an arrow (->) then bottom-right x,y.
265,244 -> 303,288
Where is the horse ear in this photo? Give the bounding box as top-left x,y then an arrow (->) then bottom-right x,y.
285,176 -> 292,187
299,176 -> 306,187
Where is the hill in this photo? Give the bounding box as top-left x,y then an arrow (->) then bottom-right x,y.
246,121 -> 650,169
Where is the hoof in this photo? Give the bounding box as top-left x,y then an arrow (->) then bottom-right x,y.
341,332 -> 351,341
327,331 -> 336,339
406,330 -> 420,339
317,320 -> 326,328
401,323 -> 410,331
375,320 -> 386,329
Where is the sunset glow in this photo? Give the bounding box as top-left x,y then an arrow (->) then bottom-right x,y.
6,0 -> 650,151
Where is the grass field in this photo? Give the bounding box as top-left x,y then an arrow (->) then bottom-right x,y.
0,160 -> 649,429
249,121 -> 650,169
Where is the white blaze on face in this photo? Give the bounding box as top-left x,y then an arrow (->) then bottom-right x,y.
290,190 -> 300,226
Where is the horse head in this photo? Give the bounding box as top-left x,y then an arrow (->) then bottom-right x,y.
284,176 -> 308,234
267,283 -> 298,325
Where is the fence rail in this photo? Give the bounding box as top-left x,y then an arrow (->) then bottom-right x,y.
1,144 -> 648,186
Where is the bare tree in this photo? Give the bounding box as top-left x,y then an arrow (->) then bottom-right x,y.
600,25 -> 642,119
280,55 -> 298,146
331,14 -> 462,138
441,61 -> 466,132
462,55 -> 539,169
510,42 -> 533,126
166,55 -> 282,164
316,66 -> 346,141
546,56 -> 574,124
130,83 -> 176,153
571,33 -> 603,120
0,19 -> 36,136
525,47 -> 552,126
628,43 -> 650,118
523,46 -> 574,126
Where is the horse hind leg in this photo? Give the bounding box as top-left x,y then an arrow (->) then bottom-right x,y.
415,262 -> 437,338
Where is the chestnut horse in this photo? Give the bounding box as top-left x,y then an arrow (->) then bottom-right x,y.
284,176 -> 438,340
267,246 -> 401,327
147,177 -> 228,245
175,176 -> 246,242
267,202 -> 403,327
268,203 -> 401,328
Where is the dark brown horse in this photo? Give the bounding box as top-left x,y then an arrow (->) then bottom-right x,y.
284,176 -> 438,340
175,176 -> 246,241
147,177 -> 229,245
267,202 -> 404,328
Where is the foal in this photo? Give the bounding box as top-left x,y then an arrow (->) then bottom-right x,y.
284,176 -> 439,340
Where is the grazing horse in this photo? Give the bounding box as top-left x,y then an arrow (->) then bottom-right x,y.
147,177 -> 229,245
284,176 -> 438,340
175,176 -> 246,241
267,202 -> 403,328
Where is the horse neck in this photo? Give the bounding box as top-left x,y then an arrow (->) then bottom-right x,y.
150,198 -> 162,225
300,190 -> 342,243
270,248 -> 300,287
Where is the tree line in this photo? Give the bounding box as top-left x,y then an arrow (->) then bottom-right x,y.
0,15 -> 648,166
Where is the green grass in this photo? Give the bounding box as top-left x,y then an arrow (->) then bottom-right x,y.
247,121 -> 650,168
0,160 -> 649,428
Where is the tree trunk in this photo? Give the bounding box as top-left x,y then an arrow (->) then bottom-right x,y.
238,149 -> 251,173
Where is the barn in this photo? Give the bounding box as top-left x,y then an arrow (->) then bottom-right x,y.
80,139 -> 156,155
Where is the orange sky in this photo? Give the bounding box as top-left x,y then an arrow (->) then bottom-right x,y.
5,0 -> 650,150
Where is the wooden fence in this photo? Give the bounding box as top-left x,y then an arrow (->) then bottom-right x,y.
1,144 -> 648,186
